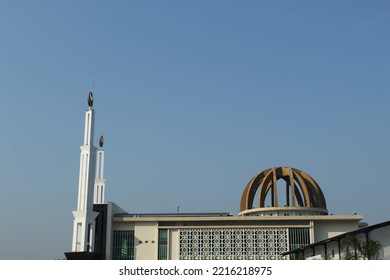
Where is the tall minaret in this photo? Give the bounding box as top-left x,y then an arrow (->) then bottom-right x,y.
71,92 -> 99,252
94,135 -> 105,204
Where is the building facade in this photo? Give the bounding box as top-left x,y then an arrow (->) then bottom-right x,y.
66,93 -> 366,260
102,166 -> 364,260
106,207 -> 363,260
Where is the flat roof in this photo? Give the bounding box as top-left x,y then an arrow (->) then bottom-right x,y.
114,212 -> 233,218
113,214 -> 364,223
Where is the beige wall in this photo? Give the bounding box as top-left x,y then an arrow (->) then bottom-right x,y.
134,222 -> 158,260
110,214 -> 363,260
169,229 -> 180,260
313,220 -> 359,241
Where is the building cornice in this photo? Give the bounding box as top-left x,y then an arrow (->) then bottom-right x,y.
113,214 -> 363,223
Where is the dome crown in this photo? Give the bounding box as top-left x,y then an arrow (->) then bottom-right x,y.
240,167 -> 327,215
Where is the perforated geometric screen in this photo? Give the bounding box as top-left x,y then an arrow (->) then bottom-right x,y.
179,228 -> 288,260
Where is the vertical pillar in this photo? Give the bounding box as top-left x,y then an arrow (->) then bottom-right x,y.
365,232 -> 370,260
94,135 -> 105,204
289,169 -> 296,207
286,180 -> 290,207
338,239 -> 341,260
272,168 -> 278,207
324,243 -> 328,259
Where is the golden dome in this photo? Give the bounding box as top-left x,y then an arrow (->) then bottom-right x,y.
240,167 -> 327,213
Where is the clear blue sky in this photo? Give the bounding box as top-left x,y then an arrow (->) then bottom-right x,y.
1,1 -> 390,259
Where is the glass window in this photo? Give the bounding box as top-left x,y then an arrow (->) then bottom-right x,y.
112,230 -> 135,260
158,229 -> 169,260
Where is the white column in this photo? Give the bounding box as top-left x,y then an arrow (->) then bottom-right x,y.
94,147 -> 105,204
71,92 -> 99,252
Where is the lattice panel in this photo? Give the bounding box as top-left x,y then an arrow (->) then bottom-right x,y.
179,228 -> 288,260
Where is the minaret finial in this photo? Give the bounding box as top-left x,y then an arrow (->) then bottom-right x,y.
88,91 -> 94,108
99,135 -> 104,149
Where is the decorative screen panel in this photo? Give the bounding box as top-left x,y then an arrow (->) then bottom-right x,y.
179,228 -> 288,260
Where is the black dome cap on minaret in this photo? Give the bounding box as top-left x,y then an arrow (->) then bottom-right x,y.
87,91 -> 94,107
99,135 -> 104,148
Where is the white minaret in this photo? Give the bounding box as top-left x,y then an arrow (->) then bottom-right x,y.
71,91 -> 99,252
94,135 -> 105,204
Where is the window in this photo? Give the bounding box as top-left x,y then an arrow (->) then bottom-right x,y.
112,230 -> 135,260
158,229 -> 169,260
288,228 -> 310,251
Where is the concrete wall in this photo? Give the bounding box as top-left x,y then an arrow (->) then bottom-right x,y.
108,212 -> 364,260
169,229 -> 180,260
313,220 -> 360,241
134,222 -> 158,260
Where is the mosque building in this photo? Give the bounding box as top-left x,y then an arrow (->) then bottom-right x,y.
65,93 -> 389,260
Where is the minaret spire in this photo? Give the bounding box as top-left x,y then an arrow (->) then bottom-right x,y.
94,135 -> 106,204
71,91 -> 99,253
